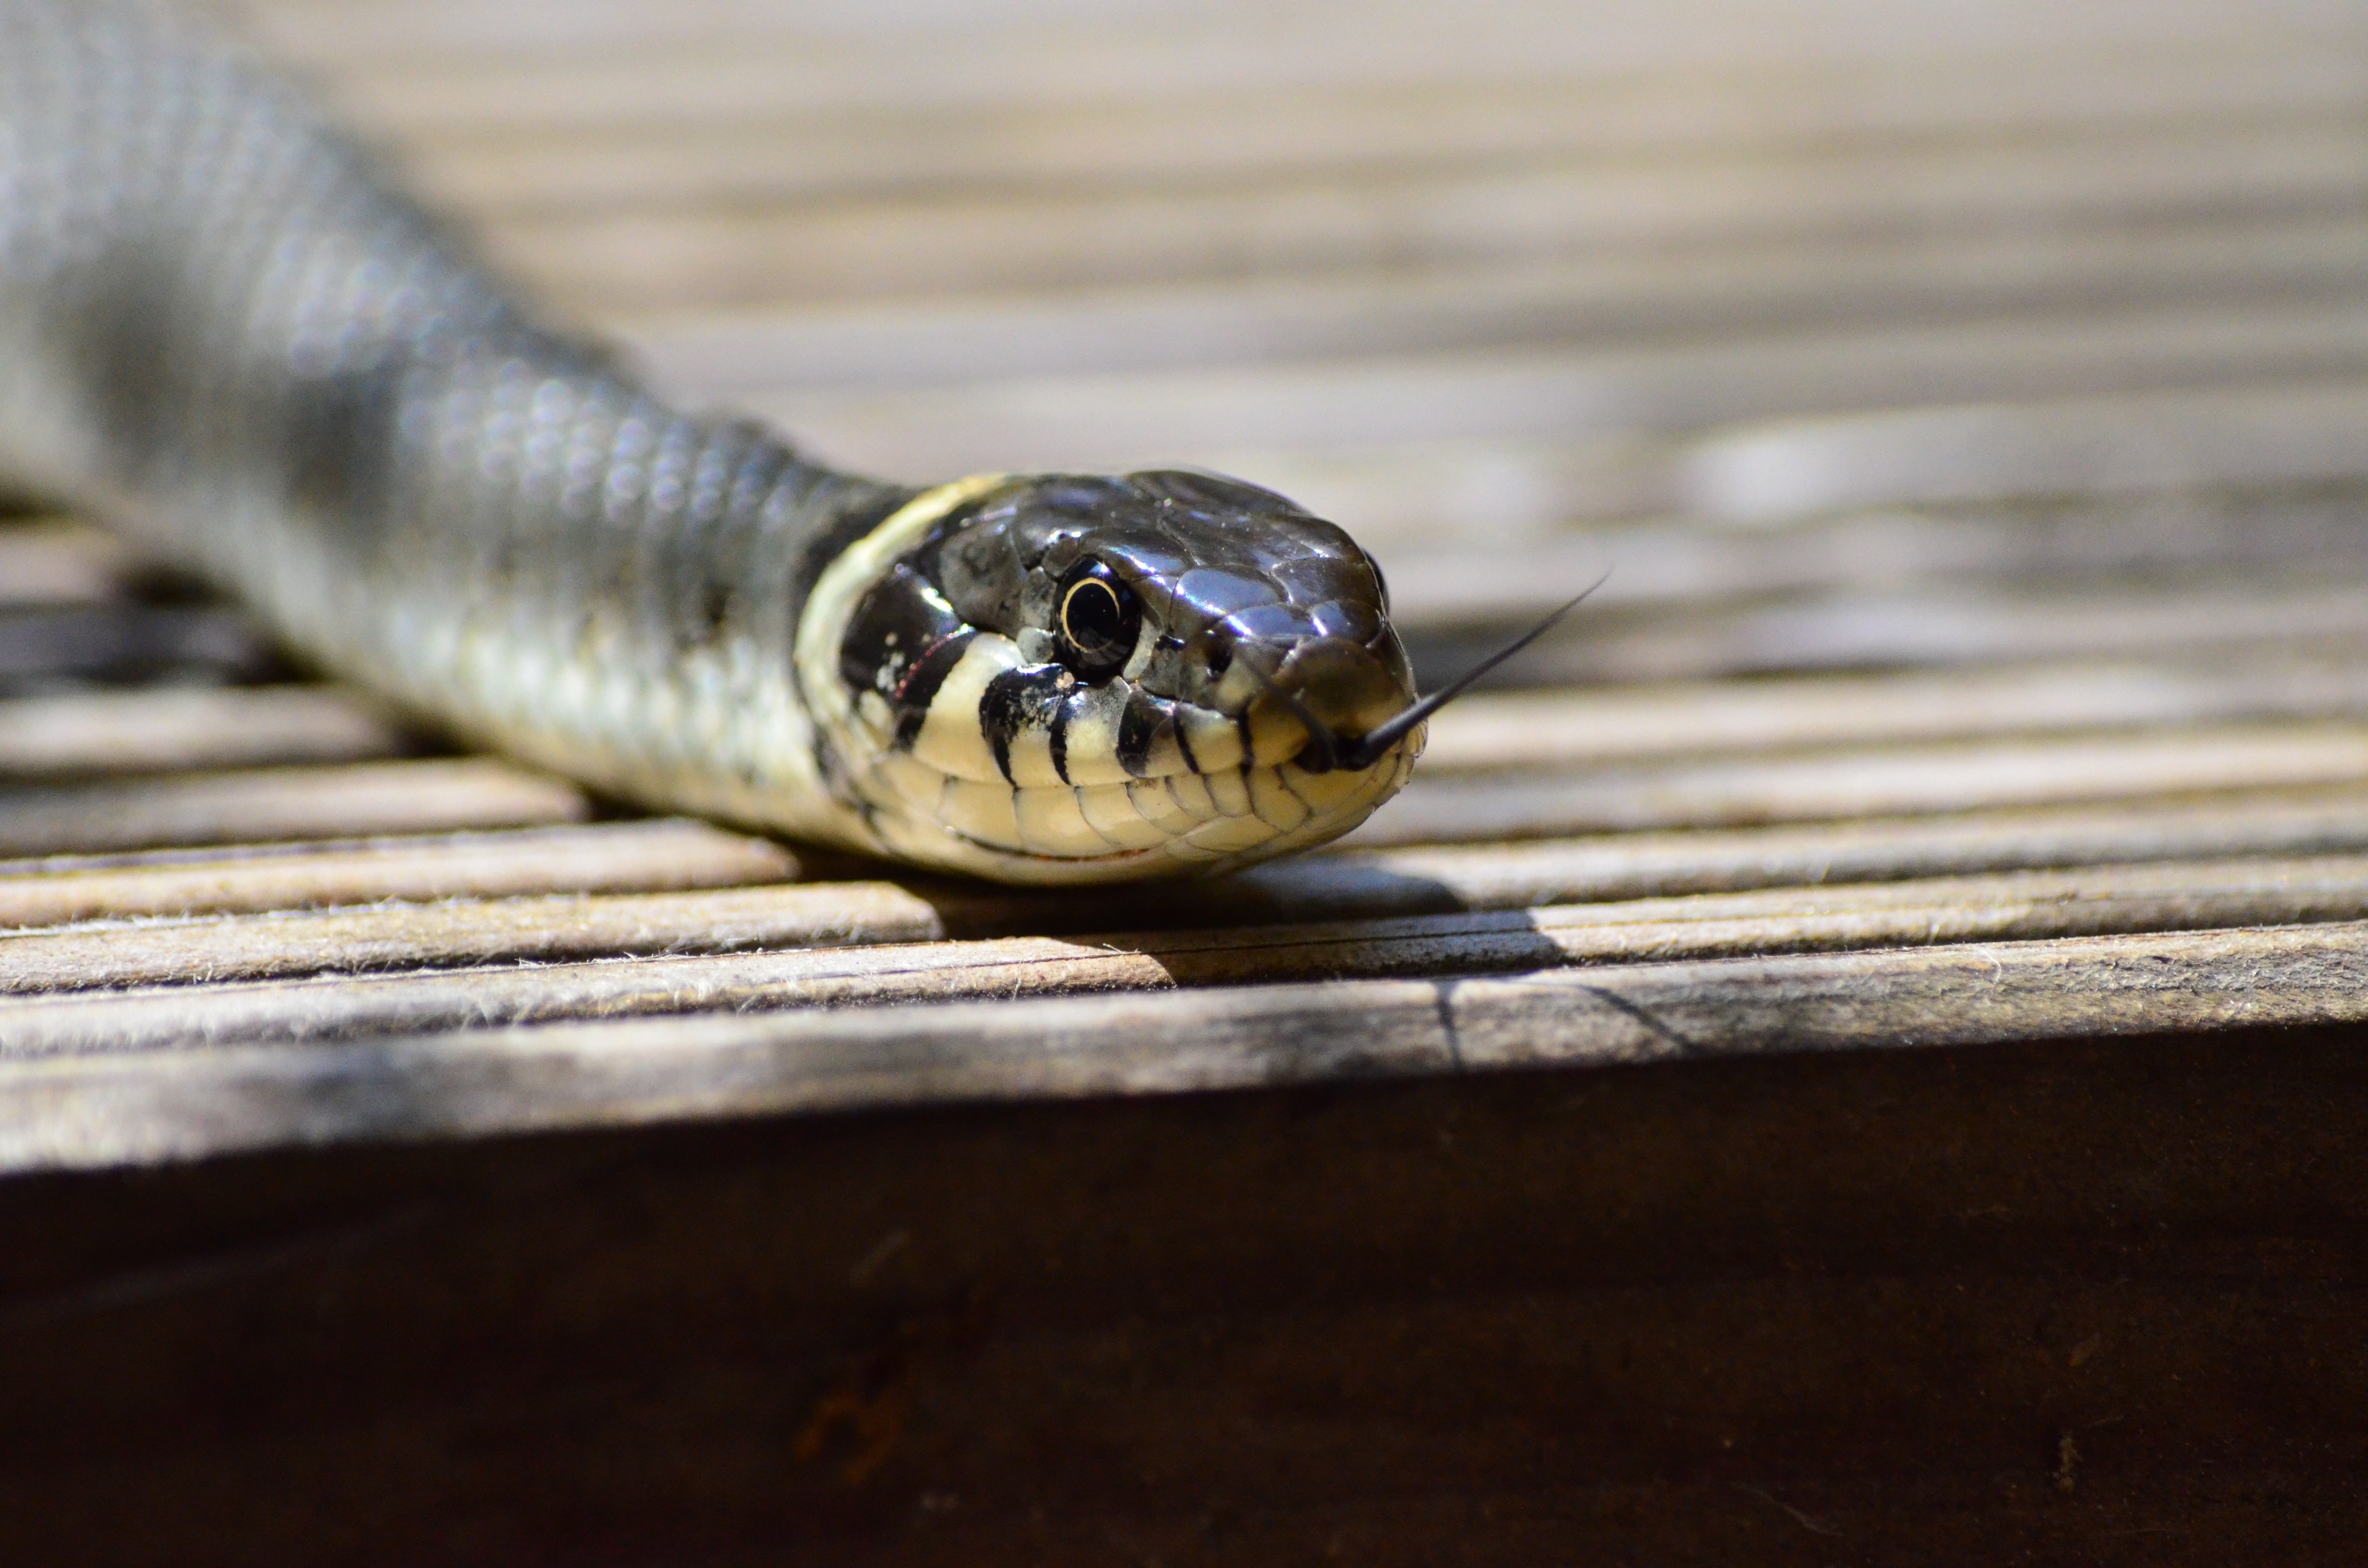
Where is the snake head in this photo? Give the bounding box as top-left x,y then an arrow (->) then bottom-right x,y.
803,468 -> 1424,883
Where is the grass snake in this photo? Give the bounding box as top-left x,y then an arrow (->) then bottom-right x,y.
0,0 -> 1445,884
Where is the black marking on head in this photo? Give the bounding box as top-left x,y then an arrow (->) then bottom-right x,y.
1172,713 -> 1201,775
840,562 -> 976,747
891,631 -> 978,749
841,563 -> 964,695
1115,687 -> 1175,778
980,665 -> 1071,783
786,478 -> 926,638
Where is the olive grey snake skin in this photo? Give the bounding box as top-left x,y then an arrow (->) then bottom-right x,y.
0,0 -> 1434,884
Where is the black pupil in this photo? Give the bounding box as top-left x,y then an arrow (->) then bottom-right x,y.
1061,571 -> 1138,675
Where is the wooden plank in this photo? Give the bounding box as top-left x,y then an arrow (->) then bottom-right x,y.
1398,570 -> 2368,685
1358,720 -> 2368,844
742,305 -> 2368,478
0,760 -> 588,859
14,853 -> 2368,1052
484,127 -> 2368,310
1688,382 -> 2368,519
1374,486 -> 2368,631
1294,785 -> 2368,908
0,882 -> 947,994
618,218 -> 2368,394
1221,432 -> 2368,556
1418,654 -> 2368,770
271,2 -> 2364,122
0,524 -> 127,609
0,820 -> 796,929
3,919 -> 2362,1169
0,686 -> 406,780
15,777 -> 2358,943
388,50 -> 2368,214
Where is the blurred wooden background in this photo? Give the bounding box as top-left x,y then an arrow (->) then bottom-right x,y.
5,0 -> 2368,1559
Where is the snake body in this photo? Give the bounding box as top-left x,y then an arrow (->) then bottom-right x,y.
0,0 -> 1422,883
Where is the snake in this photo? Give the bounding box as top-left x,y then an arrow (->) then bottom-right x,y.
0,0 -> 1482,886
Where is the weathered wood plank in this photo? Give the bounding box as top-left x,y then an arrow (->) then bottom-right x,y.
2,919 -> 2361,1170
619,219 -> 2368,396
747,305 -> 2368,476
0,686 -> 406,780
489,128 -> 2368,310
272,2 -> 2362,123
1689,382 -> 2368,519
0,524 -> 127,609
0,882 -> 943,994
389,50 -> 2368,214
1360,721 -> 2368,844
13,854 -> 2368,1052
10,749 -> 2368,932
1421,654 -> 2368,771
0,760 -> 588,859
1298,785 -> 2368,908
0,820 -> 796,929
1343,461 -> 2368,579
13,778 -> 2362,944
1402,569 -> 2368,686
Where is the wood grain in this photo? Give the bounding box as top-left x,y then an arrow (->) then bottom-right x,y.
0,882 -> 946,994
489,132 -> 2368,311
746,305 -> 2368,475
0,819 -> 796,929
11,854 -> 2368,1054
1358,721 -> 2368,844
0,686 -> 406,780
387,49 -> 2368,213
1398,566 -> 2368,684
619,218 -> 2368,396
3,919 -> 2361,1170
0,760 -> 588,858
1419,653 -> 2368,770
1296,785 -> 2368,908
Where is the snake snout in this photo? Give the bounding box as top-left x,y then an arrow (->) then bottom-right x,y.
1238,634 -> 1418,772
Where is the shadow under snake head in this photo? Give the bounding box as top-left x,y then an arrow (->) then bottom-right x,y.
802,468 -> 1425,884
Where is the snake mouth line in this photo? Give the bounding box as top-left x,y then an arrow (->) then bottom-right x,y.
866,746 -> 1417,882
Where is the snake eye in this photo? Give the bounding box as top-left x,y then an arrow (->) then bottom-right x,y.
1056,558 -> 1142,682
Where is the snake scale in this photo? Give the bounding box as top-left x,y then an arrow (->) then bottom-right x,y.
0,0 -> 1445,885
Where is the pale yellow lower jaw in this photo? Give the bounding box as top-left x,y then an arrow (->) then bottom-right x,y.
914,745 -> 1413,877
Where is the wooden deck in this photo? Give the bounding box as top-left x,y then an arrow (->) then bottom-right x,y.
6,0 -> 2368,1559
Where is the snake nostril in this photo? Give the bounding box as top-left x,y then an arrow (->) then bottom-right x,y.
1204,642 -> 1233,680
